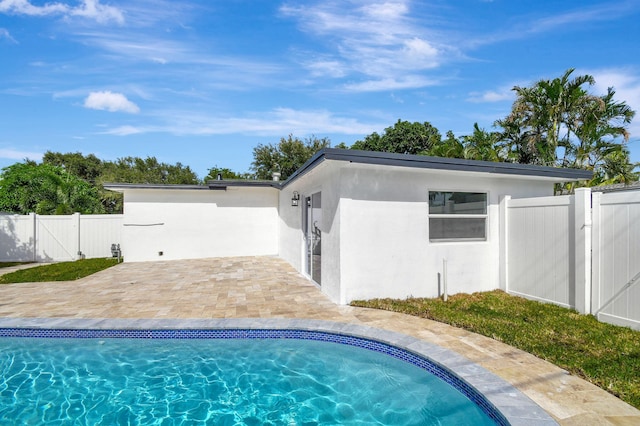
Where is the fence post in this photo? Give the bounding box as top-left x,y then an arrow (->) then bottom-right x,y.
73,212 -> 81,260
574,188 -> 592,314
499,195 -> 511,292
590,191 -> 602,315
29,212 -> 37,262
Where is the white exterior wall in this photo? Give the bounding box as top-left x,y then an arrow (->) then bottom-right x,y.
278,162 -> 343,303
122,187 -> 279,262
337,164 -> 553,304
278,160 -> 555,305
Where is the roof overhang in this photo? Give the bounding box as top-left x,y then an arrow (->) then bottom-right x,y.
281,148 -> 593,187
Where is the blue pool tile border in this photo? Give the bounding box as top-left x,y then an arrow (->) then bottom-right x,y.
0,318 -> 558,426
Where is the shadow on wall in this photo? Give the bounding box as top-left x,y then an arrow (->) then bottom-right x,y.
0,223 -> 51,263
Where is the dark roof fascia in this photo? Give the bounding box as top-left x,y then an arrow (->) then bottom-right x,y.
104,183 -> 211,191
205,180 -> 281,189
104,181 -> 279,192
281,148 -> 592,188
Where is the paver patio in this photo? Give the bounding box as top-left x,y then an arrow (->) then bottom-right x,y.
0,256 -> 638,425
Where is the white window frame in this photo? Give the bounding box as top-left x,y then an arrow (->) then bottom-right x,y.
428,190 -> 488,242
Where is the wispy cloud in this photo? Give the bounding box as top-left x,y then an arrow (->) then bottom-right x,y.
0,147 -> 43,162
280,1 -> 458,91
467,86 -> 515,103
101,107 -> 379,137
0,0 -> 124,24
84,91 -> 140,113
470,1 -> 639,48
587,68 -> 640,139
0,27 -> 16,43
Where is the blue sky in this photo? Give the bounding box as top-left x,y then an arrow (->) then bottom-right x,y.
1,0 -> 640,179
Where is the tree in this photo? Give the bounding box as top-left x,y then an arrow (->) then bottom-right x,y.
460,123 -> 505,162
496,68 -> 635,178
251,135 -> 331,180
42,151 -> 104,183
351,120 -> 441,155
428,131 -> 465,159
203,166 -> 252,181
0,162 -> 104,215
99,156 -> 199,185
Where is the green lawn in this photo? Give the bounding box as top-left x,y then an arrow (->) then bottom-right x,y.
0,258 -> 119,284
352,290 -> 640,410
0,262 -> 33,269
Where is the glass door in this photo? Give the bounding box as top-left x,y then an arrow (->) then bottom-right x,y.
304,193 -> 321,285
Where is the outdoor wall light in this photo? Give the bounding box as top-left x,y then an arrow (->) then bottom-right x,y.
291,191 -> 300,207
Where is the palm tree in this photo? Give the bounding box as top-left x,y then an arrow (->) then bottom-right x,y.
504,68 -> 597,167
461,123 -> 505,162
496,69 -> 636,189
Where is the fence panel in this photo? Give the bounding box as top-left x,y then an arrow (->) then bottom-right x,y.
0,214 -> 122,263
0,214 -> 35,262
80,215 -> 123,258
592,191 -> 640,329
506,195 -> 574,308
36,215 -> 78,261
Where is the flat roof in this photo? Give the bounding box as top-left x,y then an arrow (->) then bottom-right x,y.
282,148 -> 593,187
104,148 -> 593,192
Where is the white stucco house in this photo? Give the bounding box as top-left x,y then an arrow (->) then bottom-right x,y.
105,149 -> 591,305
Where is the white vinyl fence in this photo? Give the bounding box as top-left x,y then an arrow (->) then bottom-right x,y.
0,213 -> 123,262
503,188 -> 640,330
591,191 -> 640,329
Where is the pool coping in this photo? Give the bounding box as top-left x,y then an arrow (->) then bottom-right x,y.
0,317 -> 557,426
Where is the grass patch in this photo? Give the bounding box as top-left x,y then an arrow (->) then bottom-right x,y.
0,262 -> 33,269
0,258 -> 119,284
352,290 -> 640,409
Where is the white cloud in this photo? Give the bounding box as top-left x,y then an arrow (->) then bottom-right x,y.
0,0 -> 124,24
280,1 -> 456,89
103,125 -> 143,136
345,76 -> 439,92
0,27 -> 16,43
100,108 -> 380,137
84,91 -> 140,114
467,88 -> 514,103
0,147 -> 43,161
587,68 -> 640,139
69,0 -> 124,24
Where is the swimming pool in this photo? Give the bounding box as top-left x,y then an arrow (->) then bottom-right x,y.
0,318 -> 558,425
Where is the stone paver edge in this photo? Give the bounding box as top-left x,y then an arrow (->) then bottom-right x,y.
0,317 -> 557,426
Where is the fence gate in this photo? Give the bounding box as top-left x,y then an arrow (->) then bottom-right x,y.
591,191 -> 640,329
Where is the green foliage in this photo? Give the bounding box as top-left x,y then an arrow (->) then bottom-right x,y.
43,151 -> 104,183
352,290 -> 640,409
203,166 -> 252,181
496,68 -> 636,186
251,135 -> 331,180
0,258 -> 119,284
100,156 -> 199,185
0,162 -> 104,215
352,119 -> 441,155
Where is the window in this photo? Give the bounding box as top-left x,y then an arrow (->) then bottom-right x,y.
428,191 -> 487,241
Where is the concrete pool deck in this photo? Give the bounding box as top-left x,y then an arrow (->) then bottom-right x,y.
0,256 -> 638,425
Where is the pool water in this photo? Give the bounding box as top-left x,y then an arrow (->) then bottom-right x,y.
0,337 -> 497,425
